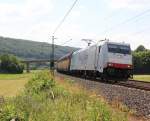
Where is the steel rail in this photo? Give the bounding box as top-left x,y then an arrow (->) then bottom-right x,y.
116,80 -> 150,91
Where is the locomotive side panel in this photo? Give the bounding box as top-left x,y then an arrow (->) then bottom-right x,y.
70,49 -> 88,71
70,45 -> 98,71
97,43 -> 108,73
85,45 -> 97,71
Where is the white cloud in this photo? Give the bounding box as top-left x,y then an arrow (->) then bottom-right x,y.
0,0 -> 54,41
70,10 -> 81,19
0,0 -> 149,49
52,22 -> 97,48
23,0 -> 53,17
109,0 -> 150,10
0,0 -> 53,22
105,31 -> 150,50
0,0 -> 88,48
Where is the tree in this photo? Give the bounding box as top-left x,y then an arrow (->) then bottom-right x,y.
133,50 -> 150,73
135,45 -> 146,52
0,54 -> 24,74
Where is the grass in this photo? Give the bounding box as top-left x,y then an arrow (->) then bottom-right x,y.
0,71 -> 38,97
1,70 -> 149,98
133,74 -> 150,82
55,77 -> 131,121
0,71 -> 130,121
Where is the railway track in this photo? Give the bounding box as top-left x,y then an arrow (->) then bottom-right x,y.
117,80 -> 150,91
56,72 -> 150,91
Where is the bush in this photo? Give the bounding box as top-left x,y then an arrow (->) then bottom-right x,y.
133,51 -> 150,73
0,54 -> 24,74
25,71 -> 55,94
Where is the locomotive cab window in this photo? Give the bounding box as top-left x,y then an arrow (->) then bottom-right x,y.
108,44 -> 131,54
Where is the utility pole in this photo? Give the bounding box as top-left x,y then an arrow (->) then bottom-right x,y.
49,0 -> 78,79
50,35 -> 56,78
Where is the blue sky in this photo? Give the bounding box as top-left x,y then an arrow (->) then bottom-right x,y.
0,0 -> 150,49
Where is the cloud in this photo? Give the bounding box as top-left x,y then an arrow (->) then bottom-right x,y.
1,0 -> 149,49
23,0 -> 53,17
109,0 -> 150,10
51,22 -> 97,48
105,31 -> 150,49
0,0 -> 53,22
0,0 -> 54,40
0,0 -> 86,48
70,10 -> 81,19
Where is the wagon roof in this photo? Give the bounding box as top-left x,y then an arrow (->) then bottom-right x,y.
58,52 -> 72,61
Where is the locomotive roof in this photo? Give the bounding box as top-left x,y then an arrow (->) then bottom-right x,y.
105,41 -> 130,46
96,40 -> 130,46
73,41 -> 130,55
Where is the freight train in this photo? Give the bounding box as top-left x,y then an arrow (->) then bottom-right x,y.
56,41 -> 133,81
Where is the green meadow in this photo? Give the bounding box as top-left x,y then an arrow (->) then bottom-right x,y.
133,75 -> 150,82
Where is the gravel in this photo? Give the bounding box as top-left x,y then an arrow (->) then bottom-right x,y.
57,73 -> 150,117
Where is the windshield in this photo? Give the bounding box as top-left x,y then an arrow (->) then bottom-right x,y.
108,44 -> 131,54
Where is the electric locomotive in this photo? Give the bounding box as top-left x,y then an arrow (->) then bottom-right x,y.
57,40 -> 133,80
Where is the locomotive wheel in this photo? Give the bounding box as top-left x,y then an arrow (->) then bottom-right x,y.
101,74 -> 108,82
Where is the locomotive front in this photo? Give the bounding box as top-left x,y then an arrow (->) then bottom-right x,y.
104,42 -> 133,79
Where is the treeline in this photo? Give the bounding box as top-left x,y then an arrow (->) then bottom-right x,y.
133,45 -> 150,74
0,54 -> 24,74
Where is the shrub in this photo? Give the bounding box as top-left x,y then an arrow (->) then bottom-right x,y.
133,51 -> 150,73
0,54 -> 24,74
25,71 -> 55,94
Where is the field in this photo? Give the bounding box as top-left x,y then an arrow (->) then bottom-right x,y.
0,72 -> 149,97
133,75 -> 150,82
0,71 -> 37,97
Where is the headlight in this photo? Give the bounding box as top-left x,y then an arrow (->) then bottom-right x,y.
127,65 -> 132,68
108,63 -> 113,67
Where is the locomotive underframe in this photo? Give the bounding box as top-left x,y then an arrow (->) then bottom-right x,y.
103,67 -> 133,79
69,67 -> 133,81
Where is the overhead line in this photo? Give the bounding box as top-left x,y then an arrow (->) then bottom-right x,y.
53,0 -> 79,35
55,39 -> 73,48
116,26 -> 150,40
102,8 -> 150,35
60,39 -> 73,46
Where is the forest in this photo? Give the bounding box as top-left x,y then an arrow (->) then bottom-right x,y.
0,36 -> 78,60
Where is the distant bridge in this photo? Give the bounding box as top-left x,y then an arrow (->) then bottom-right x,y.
21,59 -> 57,73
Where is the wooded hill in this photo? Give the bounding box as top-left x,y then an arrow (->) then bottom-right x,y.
0,36 -> 78,60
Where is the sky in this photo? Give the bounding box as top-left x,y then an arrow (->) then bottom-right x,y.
0,0 -> 150,49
